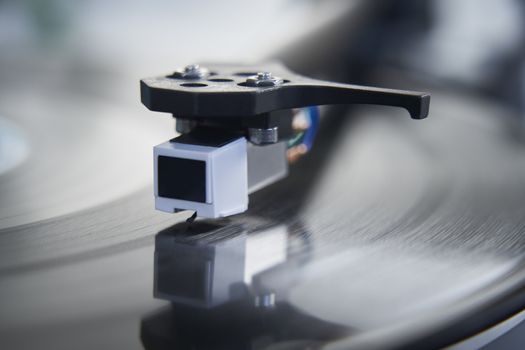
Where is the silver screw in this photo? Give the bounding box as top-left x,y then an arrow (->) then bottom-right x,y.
172,64 -> 209,79
185,64 -> 200,72
245,71 -> 284,87
254,292 -> 276,308
257,72 -> 272,80
175,118 -> 196,134
248,127 -> 279,145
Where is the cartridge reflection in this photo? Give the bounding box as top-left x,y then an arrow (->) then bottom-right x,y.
141,219 -> 350,349
154,218 -> 310,306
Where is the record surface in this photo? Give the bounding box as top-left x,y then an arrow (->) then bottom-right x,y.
1,61 -> 525,350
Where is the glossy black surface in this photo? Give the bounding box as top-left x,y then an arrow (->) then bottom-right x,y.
143,220 -> 350,349
2,83 -> 525,349
158,156 -> 206,203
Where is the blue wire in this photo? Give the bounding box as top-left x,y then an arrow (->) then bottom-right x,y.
302,106 -> 319,151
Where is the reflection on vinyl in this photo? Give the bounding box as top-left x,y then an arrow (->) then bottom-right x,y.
142,220 -> 349,349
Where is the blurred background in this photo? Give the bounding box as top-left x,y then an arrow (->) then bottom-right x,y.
1,1 -> 525,349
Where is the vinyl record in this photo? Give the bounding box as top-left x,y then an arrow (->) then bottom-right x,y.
1,59 -> 525,349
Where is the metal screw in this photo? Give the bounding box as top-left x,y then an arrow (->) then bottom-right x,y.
257,72 -> 272,80
248,127 -> 279,145
185,64 -> 200,72
254,292 -> 276,308
175,118 -> 196,134
245,71 -> 284,87
172,64 -> 210,79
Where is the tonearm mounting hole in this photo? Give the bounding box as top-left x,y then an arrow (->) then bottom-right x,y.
234,72 -> 258,76
208,78 -> 234,82
181,83 -> 208,87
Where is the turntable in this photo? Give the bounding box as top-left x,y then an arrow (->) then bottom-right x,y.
1,1 -> 525,350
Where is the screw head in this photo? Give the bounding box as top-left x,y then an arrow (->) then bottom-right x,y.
172,64 -> 210,79
248,127 -> 279,145
257,72 -> 272,80
184,64 -> 200,72
254,292 -> 276,308
245,71 -> 284,87
175,118 -> 196,134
